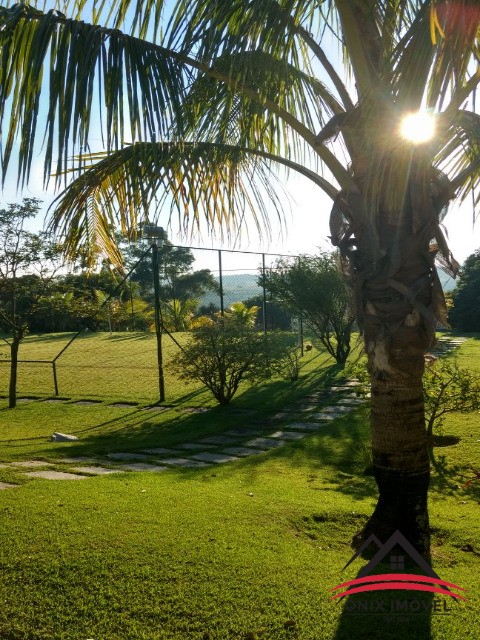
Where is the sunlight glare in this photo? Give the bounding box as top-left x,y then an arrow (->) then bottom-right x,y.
400,112 -> 436,144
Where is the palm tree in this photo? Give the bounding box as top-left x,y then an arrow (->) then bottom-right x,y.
1,0 -> 480,556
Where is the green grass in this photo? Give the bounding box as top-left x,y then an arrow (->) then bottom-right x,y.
0,332 -> 478,639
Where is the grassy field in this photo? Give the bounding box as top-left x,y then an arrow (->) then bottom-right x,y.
0,332 -> 478,639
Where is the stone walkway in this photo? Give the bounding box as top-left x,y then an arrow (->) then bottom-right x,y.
0,336 -> 466,487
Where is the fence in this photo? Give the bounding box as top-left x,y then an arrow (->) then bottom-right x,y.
0,244 -> 305,403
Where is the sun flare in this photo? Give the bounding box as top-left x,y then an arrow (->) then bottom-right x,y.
400,111 -> 436,144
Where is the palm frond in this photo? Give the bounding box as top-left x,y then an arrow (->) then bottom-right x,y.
0,4 -> 189,187
51,141 -> 326,266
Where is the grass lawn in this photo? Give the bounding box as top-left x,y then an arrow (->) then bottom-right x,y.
0,332 -> 478,639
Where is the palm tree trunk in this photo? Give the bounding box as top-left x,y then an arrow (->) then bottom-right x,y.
360,340 -> 431,559
352,224 -> 435,560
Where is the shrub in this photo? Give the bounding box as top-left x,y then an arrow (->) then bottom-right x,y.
173,313 -> 294,405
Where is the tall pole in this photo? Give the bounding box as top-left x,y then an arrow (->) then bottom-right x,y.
151,241 -> 166,402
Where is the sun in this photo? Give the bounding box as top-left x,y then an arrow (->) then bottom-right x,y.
400,111 -> 436,144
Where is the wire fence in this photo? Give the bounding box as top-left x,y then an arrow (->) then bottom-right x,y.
0,245 -> 306,403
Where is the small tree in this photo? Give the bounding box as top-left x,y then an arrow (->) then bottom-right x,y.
264,253 -> 354,366
424,358 -> 480,439
0,199 -> 63,408
174,309 -> 290,405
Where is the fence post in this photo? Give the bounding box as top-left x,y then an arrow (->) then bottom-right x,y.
52,361 -> 59,396
151,242 -> 166,403
218,250 -> 224,316
261,253 -> 267,335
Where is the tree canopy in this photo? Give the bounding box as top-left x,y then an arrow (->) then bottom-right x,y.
449,249 -> 480,331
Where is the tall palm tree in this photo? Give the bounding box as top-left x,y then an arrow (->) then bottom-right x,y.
1,0 -> 479,556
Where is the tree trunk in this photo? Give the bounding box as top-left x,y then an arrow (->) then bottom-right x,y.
352,231 -> 436,560
9,336 -> 21,409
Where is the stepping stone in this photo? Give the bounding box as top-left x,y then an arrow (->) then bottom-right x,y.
24,471 -> 88,480
177,443 -> 215,450
42,398 -> 69,403
286,422 -> 323,431
245,437 -> 286,450
73,400 -> 103,405
190,452 -> 241,464
119,463 -> 167,472
56,457 -> 101,464
180,407 -> 210,414
268,431 -> 306,440
0,482 -> 20,490
141,448 -> 182,456
322,406 -> 354,413
72,466 -> 123,475
309,413 -> 338,421
9,460 -> 53,468
107,452 -> 151,461
338,398 -> 364,405
16,397 -> 38,403
225,428 -> 264,437
159,458 -> 210,468
198,436 -> 239,445
142,405 -> 171,411
221,447 -> 264,457
109,402 -> 139,408
329,386 -> 355,392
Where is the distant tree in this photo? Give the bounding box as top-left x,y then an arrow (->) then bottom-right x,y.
264,253 -> 354,366
160,298 -> 198,332
449,250 -> 480,332
0,199 -> 63,407
123,239 -> 219,303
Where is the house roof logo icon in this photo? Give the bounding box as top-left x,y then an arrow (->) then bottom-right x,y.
330,530 -> 466,601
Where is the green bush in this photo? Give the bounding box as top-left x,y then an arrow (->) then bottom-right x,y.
173,312 -> 294,405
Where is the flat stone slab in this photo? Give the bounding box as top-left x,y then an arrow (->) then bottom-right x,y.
309,413 -> 338,421
24,471 -> 88,480
245,437 -> 286,450
198,436 -> 239,445
286,422 -> 323,431
140,448 -> 182,456
177,443 -> 215,450
190,452 -> 241,464
267,431 -> 306,440
225,428 -> 264,437
9,460 -> 53,468
338,397 -> 364,405
120,463 -> 167,472
221,447 -> 264,457
159,458 -> 210,468
180,407 -> 210,413
109,402 -> 139,408
72,466 -> 123,475
0,482 -> 20,490
322,406 -> 354,413
56,457 -> 101,464
73,400 -> 103,405
107,452 -> 151,461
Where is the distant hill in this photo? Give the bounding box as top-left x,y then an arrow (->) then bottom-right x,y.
200,268 -> 456,309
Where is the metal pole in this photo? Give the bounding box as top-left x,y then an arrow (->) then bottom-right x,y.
151,242 -> 166,402
218,250 -> 224,316
52,361 -> 59,396
262,253 -> 267,335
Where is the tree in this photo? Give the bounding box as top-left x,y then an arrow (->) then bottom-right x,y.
123,239 -> 219,303
0,199 -> 62,407
264,253 -> 354,366
449,250 -> 480,331
2,1 -> 480,555
424,358 -> 480,440
174,310 -> 293,405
